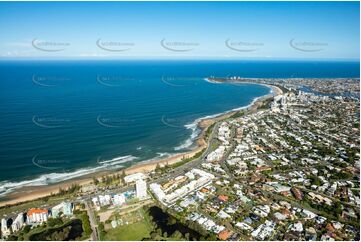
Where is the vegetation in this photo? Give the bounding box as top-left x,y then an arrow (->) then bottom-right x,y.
8,218 -> 84,241
47,217 -> 63,228
169,149 -> 205,169
258,99 -> 272,110
102,208 -> 153,241
230,110 -> 245,119
205,122 -> 216,138
100,173 -> 124,186
155,148 -> 206,174
330,171 -> 353,180
308,175 -> 322,186
74,210 -> 92,239
58,183 -> 81,196
145,206 -> 206,241
0,184 -> 81,218
103,219 -> 152,241
98,222 -> 106,239
28,219 -> 83,241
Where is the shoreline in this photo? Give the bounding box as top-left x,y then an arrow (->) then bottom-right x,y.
0,81 -> 283,207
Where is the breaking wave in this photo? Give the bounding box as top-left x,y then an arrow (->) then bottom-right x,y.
0,155 -> 137,196
173,91 -> 269,151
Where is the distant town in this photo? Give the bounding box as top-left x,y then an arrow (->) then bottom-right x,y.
1,78 -> 359,241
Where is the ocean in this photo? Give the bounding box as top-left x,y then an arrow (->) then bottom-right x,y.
0,60 -> 359,194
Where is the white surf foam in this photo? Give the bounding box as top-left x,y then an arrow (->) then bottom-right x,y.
174,122 -> 201,151
0,155 -> 138,196
203,78 -> 220,84
173,90 -> 269,152
98,155 -> 136,165
156,152 -> 172,158
0,81 -> 272,197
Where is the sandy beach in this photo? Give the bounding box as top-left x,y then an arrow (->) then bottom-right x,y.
0,82 -> 283,207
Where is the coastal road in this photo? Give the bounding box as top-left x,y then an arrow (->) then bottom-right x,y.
80,120 -> 221,200
76,122 -> 221,229
152,90 -> 275,185
154,122 -> 221,184
72,122 -> 221,240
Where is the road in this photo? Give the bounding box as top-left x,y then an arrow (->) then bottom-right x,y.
83,122 -> 221,198
85,201 -> 99,241
72,121 -> 222,239
2,118 -> 235,239
154,122 -> 221,184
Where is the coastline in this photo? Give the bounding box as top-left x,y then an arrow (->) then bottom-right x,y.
0,82 -> 283,207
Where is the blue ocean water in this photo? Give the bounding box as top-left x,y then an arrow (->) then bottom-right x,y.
0,60 -> 359,193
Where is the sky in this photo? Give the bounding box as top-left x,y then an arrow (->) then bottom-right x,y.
0,1 -> 359,60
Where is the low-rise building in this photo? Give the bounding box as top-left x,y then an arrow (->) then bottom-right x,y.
52,202 -> 73,217
113,194 -> 126,206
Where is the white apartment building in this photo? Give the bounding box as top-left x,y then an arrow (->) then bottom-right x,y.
1,218 -> 10,238
136,179 -> 148,199
11,213 -> 24,233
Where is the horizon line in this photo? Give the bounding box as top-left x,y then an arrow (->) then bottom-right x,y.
0,57 -> 359,62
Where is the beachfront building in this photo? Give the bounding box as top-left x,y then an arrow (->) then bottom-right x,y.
27,208 -> 49,224
113,194 -> 126,206
124,172 -> 146,183
1,218 -> 10,238
52,202 -> 73,217
136,179 -> 147,199
150,168 -> 214,205
150,183 -> 166,201
92,194 -> 113,210
11,213 -> 24,233
99,195 -> 111,206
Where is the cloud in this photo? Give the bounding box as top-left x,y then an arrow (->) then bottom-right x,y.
79,52 -> 107,57
4,40 -> 32,48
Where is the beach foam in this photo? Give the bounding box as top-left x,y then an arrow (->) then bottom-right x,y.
174,122 -> 201,151
203,78 -> 220,84
0,79 -> 273,198
173,88 -> 270,152
156,152 -> 172,158
0,155 -> 137,196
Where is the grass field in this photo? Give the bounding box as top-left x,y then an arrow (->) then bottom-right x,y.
102,219 -> 152,241
102,208 -> 153,241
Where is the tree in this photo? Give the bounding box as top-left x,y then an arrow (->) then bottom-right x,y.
155,163 -> 161,173
167,217 -> 176,226
93,177 -> 99,185
150,232 -> 157,239
22,225 -> 31,233
81,213 -> 92,236
334,201 -> 343,216
206,233 -> 218,241
98,222 -> 106,238
6,235 -> 18,241
120,170 -> 126,183
47,217 -> 63,227
172,230 -> 183,239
